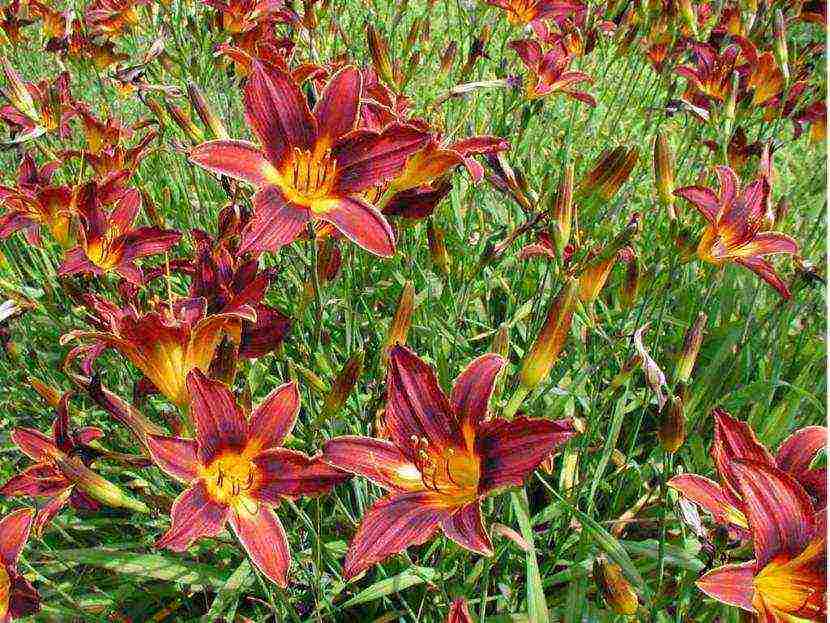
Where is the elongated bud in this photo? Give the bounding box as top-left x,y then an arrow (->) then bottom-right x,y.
675,312 -> 706,385
658,394 -> 685,453
403,18 -> 421,58
427,219 -> 450,275
551,164 -> 574,254
0,57 -> 38,122
165,100 -> 205,144
385,281 -> 414,352
773,10 -> 789,84
594,557 -> 639,614
618,247 -> 640,308
609,355 -> 641,390
519,278 -> 578,390
29,378 -> 62,408
677,0 -> 698,38
653,133 -> 675,219
723,71 -> 739,139
187,81 -> 228,139
439,41 -> 457,74
579,146 -> 639,201
491,323 -> 509,359
367,24 -> 396,89
288,360 -> 329,394
578,216 -> 639,303
321,352 -> 364,419
56,456 -> 150,513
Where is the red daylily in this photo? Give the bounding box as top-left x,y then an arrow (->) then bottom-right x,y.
676,40 -> 751,105
447,598 -> 473,623
83,0 -> 146,36
147,369 -> 346,586
0,0 -> 34,44
674,166 -> 799,298
669,408 -> 826,536
794,100 -> 826,144
323,346 -> 577,578
509,39 -> 595,105
58,184 -> 181,284
0,61 -> 73,140
0,508 -> 39,622
0,395 -> 104,535
189,62 -> 429,257
203,0 -> 289,34
485,0 -> 585,26
695,460 -> 825,621
703,127 -> 763,172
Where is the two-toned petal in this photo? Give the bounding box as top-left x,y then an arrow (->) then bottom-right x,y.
0,508 -> 35,568
711,408 -> 775,499
253,448 -> 348,501
146,435 -> 198,483
441,502 -> 492,556
247,381 -> 300,450
696,561 -> 756,611
314,65 -> 361,142
667,474 -> 748,531
189,140 -> 278,186
187,369 -> 247,463
450,353 -> 505,443
156,481 -> 229,552
674,186 -> 720,223
323,436 -> 422,492
238,187 -> 310,255
317,196 -> 395,258
229,504 -> 291,587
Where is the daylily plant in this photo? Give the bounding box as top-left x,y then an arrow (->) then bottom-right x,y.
147,369 -> 346,586
485,0 -> 585,26
510,39 -> 595,105
189,62 -> 429,257
324,345 -> 577,578
674,166 -> 799,298
0,508 -> 39,623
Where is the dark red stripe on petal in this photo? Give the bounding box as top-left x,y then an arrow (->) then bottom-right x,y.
450,353 -> 505,440
252,448 -> 348,502
186,369 -> 248,465
323,435 -> 421,492
247,382 -> 299,450
0,508 -> 34,568
10,428 -> 58,462
711,408 -> 775,500
776,426 -> 827,478
317,196 -> 395,258
189,140 -> 276,186
447,598 -> 474,623
441,501 -> 492,556
695,561 -> 756,611
667,474 -> 745,529
734,256 -> 791,299
239,188 -> 309,255
314,65 -> 361,143
674,186 -> 719,223
156,481 -> 229,552
229,504 -> 291,587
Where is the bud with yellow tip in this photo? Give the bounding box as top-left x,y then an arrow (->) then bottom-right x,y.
594,557 -> 639,615
653,133 -> 675,219
658,394 -> 685,453
674,312 -> 706,385
385,281 -> 415,354
321,352 -> 364,420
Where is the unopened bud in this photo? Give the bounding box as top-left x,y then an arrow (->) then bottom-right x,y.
773,10 -> 789,84
618,247 -> 640,308
427,219 -> 450,275
579,146 -> 639,202
288,360 -> 329,394
551,164 -> 575,254
594,558 -> 639,615
29,378 -> 62,408
439,41 -> 457,74
658,395 -> 686,453
56,456 -> 149,513
675,312 -> 706,385
385,281 -> 414,352
321,352 -> 364,419
187,81 -> 228,139
367,24 -> 396,89
723,71 -> 740,137
653,133 -> 675,218
490,323 -> 509,359
0,57 -> 38,122
165,100 -> 205,144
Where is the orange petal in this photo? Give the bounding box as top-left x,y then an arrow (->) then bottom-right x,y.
711,408 -> 775,501
696,561 -> 756,611
0,507 -> 35,567
668,473 -> 748,530
238,187 -> 309,255
252,448 -> 348,501
146,435 -> 198,483
446,597 -> 474,623
441,501 -> 492,556
156,481 -> 229,552
247,381 -> 299,450
450,353 -> 505,443
229,504 -> 290,587
323,435 -> 422,492
317,195 -> 395,258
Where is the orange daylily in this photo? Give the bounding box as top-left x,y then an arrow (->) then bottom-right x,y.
0,508 -> 39,622
323,346 -> 577,578
674,166 -> 799,298
510,39 -> 595,105
0,0 -> 33,44
147,370 -> 346,586
485,0 -> 585,26
83,0 -> 146,36
676,40 -> 751,106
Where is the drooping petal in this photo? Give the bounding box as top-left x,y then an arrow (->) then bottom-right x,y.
314,65 -> 361,143
186,369 -> 247,465
695,561 -> 756,611
667,474 -> 748,529
238,187 -> 310,255
732,460 -> 815,568
32,489 -> 73,536
509,39 -> 543,68
228,503 -> 290,587
253,448 -> 348,501
776,426 -> 827,479
735,256 -> 791,299
441,502 -> 492,556
0,464 -> 70,499
317,195 -> 395,258
343,491 -> 447,579
10,428 -> 58,462
385,345 -> 463,460
323,436 -> 423,492
244,62 -> 316,165
120,227 -> 182,260
247,381 -> 299,450
674,186 -> 719,223
711,408 -> 775,500
476,416 -> 576,496
0,508 -> 34,567
189,140 -> 278,186
146,435 -> 199,483
156,481 -> 229,551
450,353 -> 505,440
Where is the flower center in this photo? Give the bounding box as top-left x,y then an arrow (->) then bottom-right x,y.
281,147 -> 337,209
753,544 -> 825,619
202,451 -> 258,505
409,435 -> 480,504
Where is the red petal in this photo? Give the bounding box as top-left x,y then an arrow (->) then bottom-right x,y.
314,65 -> 361,142
711,408 -> 775,500
10,428 -> 58,462
247,381 -> 299,450
509,39 -> 543,68
8,573 -> 39,619
776,426 -> 827,479
252,448 -> 348,501
732,460 -> 815,568
189,140 -> 277,186
0,464 -> 70,498
450,353 -> 505,441
441,501 -> 492,555
32,489 -> 72,536
386,345 -> 463,459
695,561 -> 756,611
121,227 -> 181,260
244,62 -> 315,165
476,416 -> 576,495
146,435 -> 198,483
343,491 -> 446,579
239,187 -> 309,255
323,435 -> 422,492
714,165 -> 739,210
734,256 -> 791,299
674,186 -> 719,223
186,369 -> 247,464
737,232 -> 798,257
318,195 -> 395,258
229,504 -> 290,587
156,481 -> 229,551
57,247 -> 100,279
0,507 -> 34,567
667,474 -> 747,529
447,598 -> 474,623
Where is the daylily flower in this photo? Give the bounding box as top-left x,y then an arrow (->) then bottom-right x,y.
0,60 -> 73,140
447,598 -> 473,623
509,39 -> 595,105
669,408 -> 826,536
204,0 -> 289,34
0,0 -> 33,45
674,166 -> 799,298
794,100 -> 826,144
147,369 -> 346,586
0,508 -> 39,622
485,0 -> 585,26
62,296 -> 255,409
58,184 -> 181,284
703,127 -> 763,172
676,40 -> 751,105
84,0 -> 146,36
323,346 -> 577,578
189,62 -> 429,257
695,460 -> 825,621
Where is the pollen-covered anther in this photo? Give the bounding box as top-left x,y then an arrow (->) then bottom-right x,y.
286,147 -> 337,203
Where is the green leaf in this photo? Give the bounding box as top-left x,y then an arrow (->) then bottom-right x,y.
341,566 -> 437,608
203,560 -> 254,621
511,489 -> 549,623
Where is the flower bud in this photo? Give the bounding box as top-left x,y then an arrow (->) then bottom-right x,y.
723,71 -> 740,140
490,323 -> 509,359
288,360 -> 329,394
56,456 -> 150,513
165,100 -> 205,144
675,312 -> 706,385
594,557 -> 638,614
773,9 -> 789,84
618,246 -> 640,308
519,278 -> 578,390
367,24 -> 396,89
321,352 -> 364,419
653,132 -> 675,219
29,378 -> 62,408
385,281 -> 415,353
578,146 -> 639,202
551,164 -> 574,254
658,394 -> 685,453
0,57 -> 38,122
439,41 -> 457,75
187,81 -> 228,139
579,250 -> 617,304
427,219 -> 450,276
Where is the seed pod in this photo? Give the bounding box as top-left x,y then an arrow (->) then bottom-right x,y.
594,557 -> 639,615
653,133 -> 676,219
385,281 -> 415,353
322,352 -> 364,419
187,81 -> 228,139
519,278 -> 578,390
618,246 -> 640,308
658,394 -> 686,453
427,219 -> 450,276
773,9 -> 789,84
367,24 -> 396,89
675,312 -> 706,385
551,164 -> 575,254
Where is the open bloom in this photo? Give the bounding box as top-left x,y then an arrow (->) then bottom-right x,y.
324,346 -> 577,578
147,370 -> 346,586
676,40 -> 750,105
190,62 -> 429,257
695,460 -> 825,621
669,408 -> 826,537
674,166 -> 799,298
485,0 -> 585,26
0,508 -> 39,622
58,184 -> 181,284
447,598 -> 473,623
509,39 -> 595,105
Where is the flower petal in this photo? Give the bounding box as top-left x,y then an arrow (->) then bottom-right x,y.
736,232 -> 798,258
441,501 -> 492,556
695,561 -> 756,611
476,416 -> 576,495
734,256 -> 791,299
32,489 -> 72,537
10,428 -> 58,462
57,247 -> 100,279
8,573 -> 40,619
450,353 -> 505,442
146,435 -> 198,483
186,369 -> 247,465
711,408 -> 775,501
247,381 -> 299,450
667,474 -> 748,529
674,186 -> 719,223
0,508 -> 34,567
447,598 -> 474,623
732,460 -> 815,568
317,195 -> 395,258
239,187 -> 309,255
189,140 -> 278,186
776,426 -> 827,479
343,491 -> 446,579
714,165 -> 739,210
323,436 -> 423,492
386,345 -> 463,460
253,448 -> 348,501
314,65 -> 361,142
121,227 -> 182,260
0,464 -> 70,499
229,503 -> 290,587
156,481 -> 229,551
